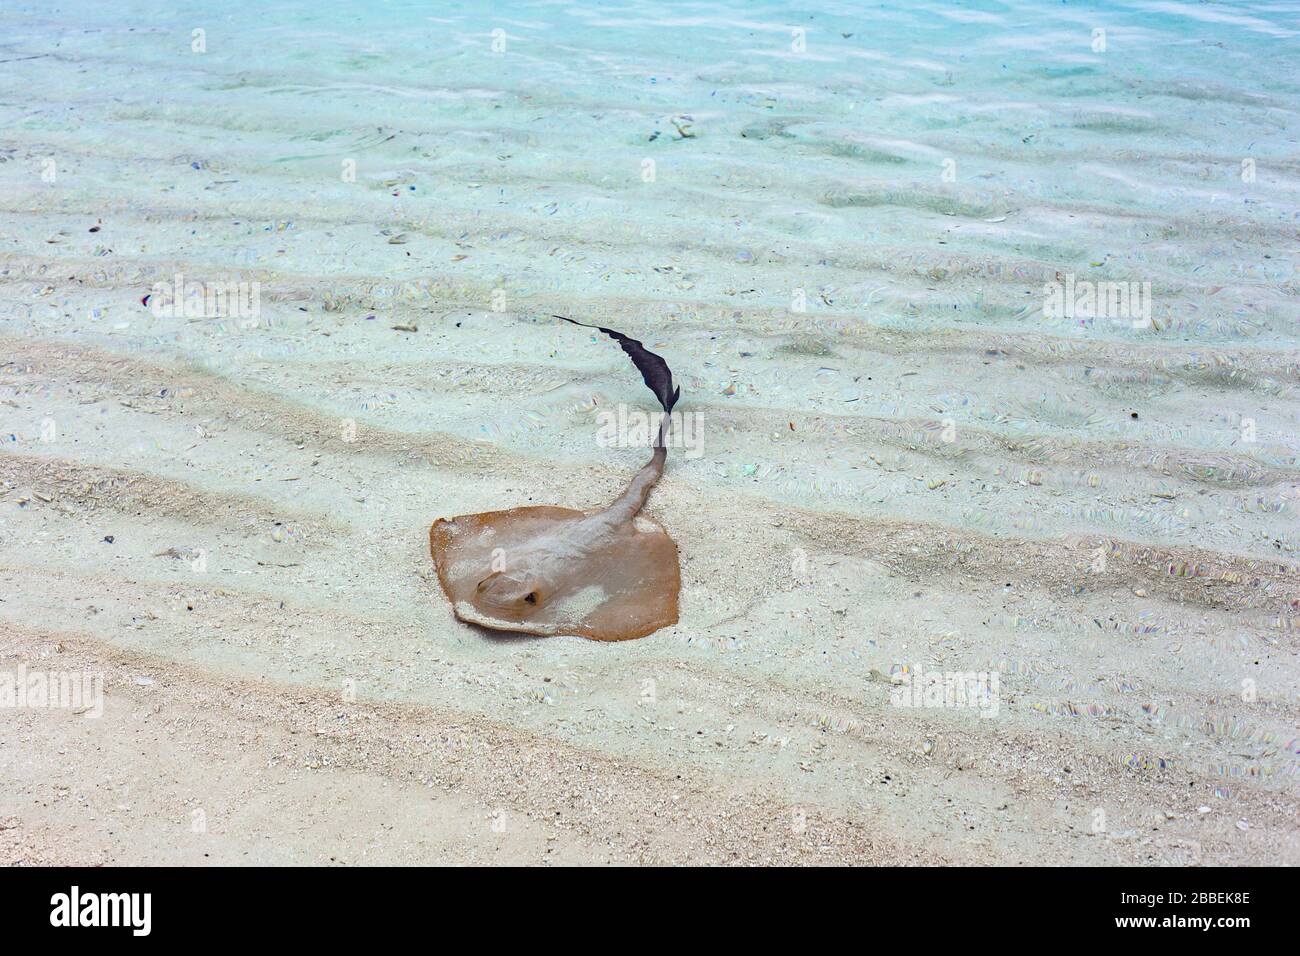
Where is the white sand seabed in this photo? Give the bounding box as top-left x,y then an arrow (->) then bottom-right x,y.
1,0 -> 1298,864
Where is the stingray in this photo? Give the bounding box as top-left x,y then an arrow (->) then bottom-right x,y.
429,316 -> 682,641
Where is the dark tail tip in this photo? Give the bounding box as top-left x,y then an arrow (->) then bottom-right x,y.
555,315 -> 679,414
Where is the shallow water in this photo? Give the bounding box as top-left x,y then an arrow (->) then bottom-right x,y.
3,0 -> 1297,554
1,1 -> 1298,863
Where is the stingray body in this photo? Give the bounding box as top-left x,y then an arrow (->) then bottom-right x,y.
429,317 -> 681,641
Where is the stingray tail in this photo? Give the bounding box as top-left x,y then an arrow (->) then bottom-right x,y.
555,315 -> 680,450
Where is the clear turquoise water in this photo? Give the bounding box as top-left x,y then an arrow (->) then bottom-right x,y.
2,5 -> 1299,861
1,1 -> 1297,556
4,0 -> 1296,334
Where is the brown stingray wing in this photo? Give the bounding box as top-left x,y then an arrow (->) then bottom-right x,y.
430,506 -> 580,605
430,507 -> 680,642
570,515 -> 680,641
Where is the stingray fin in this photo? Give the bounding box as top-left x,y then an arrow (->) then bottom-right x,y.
555,315 -> 680,413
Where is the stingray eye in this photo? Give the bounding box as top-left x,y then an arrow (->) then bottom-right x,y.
524,591 -> 539,605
